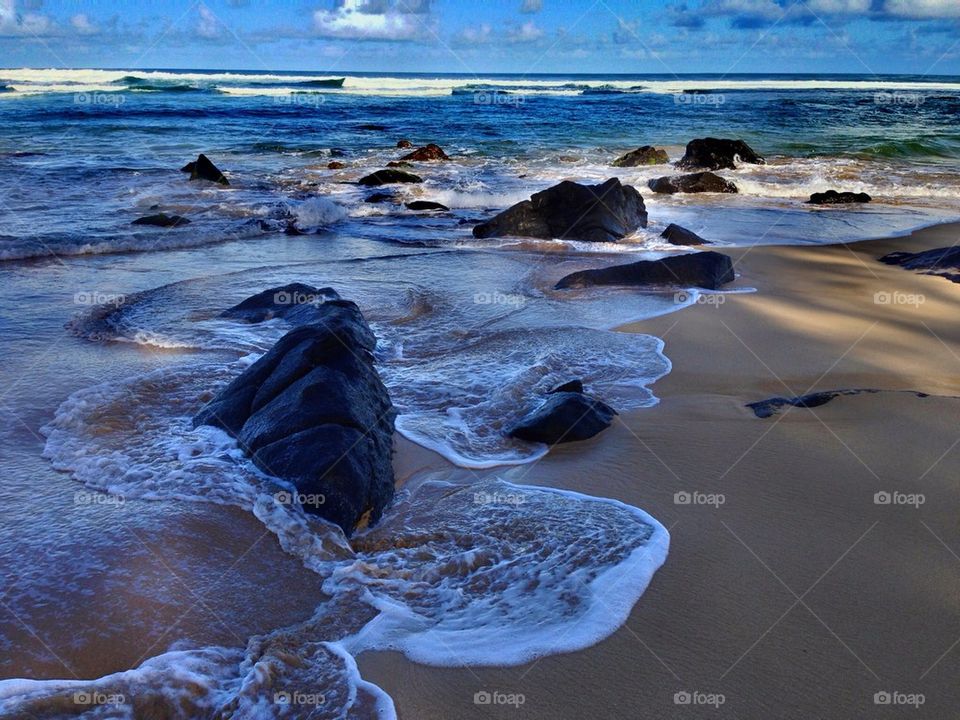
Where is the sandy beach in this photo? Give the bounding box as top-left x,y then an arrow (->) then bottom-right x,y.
360,221 -> 960,719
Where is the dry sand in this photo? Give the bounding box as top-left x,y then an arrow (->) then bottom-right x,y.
360,222 -> 960,719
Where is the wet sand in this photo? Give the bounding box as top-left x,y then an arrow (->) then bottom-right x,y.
360,222 -> 960,718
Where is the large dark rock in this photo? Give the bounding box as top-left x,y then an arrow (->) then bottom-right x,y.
193,299 -> 395,535
880,246 -> 960,284
508,391 -> 617,444
220,283 -> 341,324
612,146 -> 669,167
661,223 -> 708,246
648,172 -> 738,194
556,251 -> 735,291
132,213 -> 190,227
807,190 -> 871,205
473,178 -> 647,243
676,138 -> 765,171
400,143 -> 449,161
181,153 -> 229,185
358,169 -> 423,186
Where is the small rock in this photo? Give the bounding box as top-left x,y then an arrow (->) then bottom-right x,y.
131,213 -> 190,227
358,169 -> 423,186
661,223 -> 708,246
648,172 -> 738,194
400,143 -> 449,161
807,190 -> 871,205
181,153 -> 229,185
556,251 -> 735,291
613,146 -> 669,167
406,201 -> 449,211
676,138 -> 765,171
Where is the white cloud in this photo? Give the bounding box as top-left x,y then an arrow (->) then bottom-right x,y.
806,0 -> 870,11
70,13 -> 97,35
459,22 -> 492,44
509,20 -> 543,42
883,0 -> 960,18
0,0 -> 52,36
313,0 -> 432,41
197,3 -> 220,38
521,0 -> 543,13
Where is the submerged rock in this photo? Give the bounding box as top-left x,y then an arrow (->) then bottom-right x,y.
509,390 -> 617,444
220,283 -> 340,324
406,200 -> 449,211
556,251 -> 735,291
676,138 -> 765,171
400,143 -> 449,161
397,139 -> 413,148
181,153 -> 229,185
327,161 -> 346,170
473,178 -> 647,243
194,299 -> 395,535
364,192 -> 395,204
131,213 -> 190,228
807,190 -> 871,205
612,146 -> 669,167
880,246 -> 960,284
358,169 -> 423,186
661,223 -> 708,246
648,172 -> 738,194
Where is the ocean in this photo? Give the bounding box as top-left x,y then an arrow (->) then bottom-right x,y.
0,69 -> 958,717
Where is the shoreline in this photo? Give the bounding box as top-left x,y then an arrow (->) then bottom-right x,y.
358,221 -> 960,718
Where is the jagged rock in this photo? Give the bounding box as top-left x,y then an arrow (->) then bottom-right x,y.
676,138 -> 765,170
358,169 -> 423,186
808,190 -> 871,205
181,153 -> 229,185
556,251 -> 735,291
508,391 -> 617,444
400,143 -> 449,161
193,299 -> 395,535
473,178 -> 647,242
406,201 -> 449,211
661,223 -> 708,246
132,213 -> 190,227
613,146 -> 669,167
648,172 -> 738,194
219,283 -> 340,324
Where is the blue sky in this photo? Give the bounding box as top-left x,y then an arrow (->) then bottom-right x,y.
1,0 -> 959,74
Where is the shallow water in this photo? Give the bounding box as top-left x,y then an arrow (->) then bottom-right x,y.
1,70 -> 959,717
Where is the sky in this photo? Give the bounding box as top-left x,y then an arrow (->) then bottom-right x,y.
1,0 -> 959,75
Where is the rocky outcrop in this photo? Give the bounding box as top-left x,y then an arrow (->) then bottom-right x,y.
406,201 -> 449,211
648,172 -> 738,194
880,246 -> 960,284
400,143 -> 449,161
358,169 -> 423,186
473,178 -> 647,242
220,283 -> 341,324
676,138 -> 765,171
194,298 -> 395,536
807,190 -> 871,205
132,213 -> 190,227
661,223 -> 707,246
555,251 -> 735,291
181,153 -> 229,185
612,146 -> 669,167
508,388 -> 617,444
